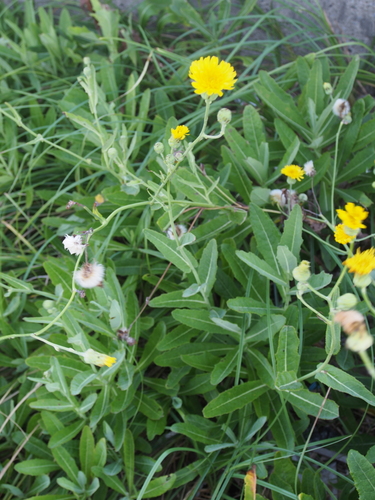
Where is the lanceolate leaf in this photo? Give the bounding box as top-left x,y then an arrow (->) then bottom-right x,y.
348,450 -> 375,499
203,381 -> 268,418
236,251 -> 287,286
280,205 -> 303,259
316,365 -> 375,406
250,203 -> 281,272
198,239 -> 218,296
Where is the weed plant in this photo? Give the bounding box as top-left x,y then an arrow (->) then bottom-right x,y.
1,1 -> 375,499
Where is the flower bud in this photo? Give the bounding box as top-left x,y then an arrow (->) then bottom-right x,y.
165,154 -> 175,165
154,142 -> 164,154
336,293 -> 358,310
217,108 -> 232,125
174,151 -> 184,162
107,147 -> 117,159
323,82 -> 333,95
298,193 -> 308,203
293,261 -> 311,282
353,273 -> 372,288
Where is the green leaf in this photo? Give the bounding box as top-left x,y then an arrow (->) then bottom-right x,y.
286,389 -> 339,419
80,426 -> 95,480
30,399 -> 74,412
276,245 -> 297,279
142,474 -> 176,498
276,326 -> 300,373
337,146 -> 375,183
243,104 -> 266,158
198,239 -> 218,296
52,447 -> 79,483
221,145 -> 253,203
137,322 -> 166,372
0,272 -> 34,293
246,315 -> 286,343
49,420 -> 85,449
70,371 -> 97,396
227,297 -> 281,316
316,365 -> 375,406
91,466 -> 127,495
172,309 -> 240,337
123,428 -> 135,492
144,228 -> 197,273
348,449 -> 375,500
236,251 -> 287,286
149,290 -> 206,309
250,203 -> 281,271
170,422 -> 220,445
157,325 -> 199,351
280,205 -> 303,259
14,459 -> 60,476
90,385 -> 110,427
134,393 -> 164,420
211,350 -> 238,385
203,381 -> 268,418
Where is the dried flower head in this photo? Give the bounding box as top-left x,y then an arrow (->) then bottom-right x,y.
334,224 -> 356,245
62,234 -> 86,256
74,262 -> 105,288
171,125 -> 190,141
303,160 -> 316,177
166,224 -> 187,240
189,56 -> 237,97
332,98 -> 350,119
281,165 -> 304,182
336,203 -> 368,230
82,348 -> 116,367
343,248 -> 375,276
334,310 -> 373,352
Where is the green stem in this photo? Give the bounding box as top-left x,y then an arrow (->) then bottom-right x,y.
297,292 -> 329,324
358,350 -> 375,380
361,287 -> 375,316
330,120 -> 344,227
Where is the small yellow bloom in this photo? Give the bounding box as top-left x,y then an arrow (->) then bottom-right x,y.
281,164 -> 304,181
336,202 -> 368,230
171,125 -> 190,141
189,56 -> 237,97
82,349 -> 117,368
343,248 -> 375,276
334,224 -> 355,245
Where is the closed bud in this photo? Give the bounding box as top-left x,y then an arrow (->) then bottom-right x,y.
337,293 -> 358,310
298,193 -> 308,203
217,108 -> 232,125
154,142 -> 164,154
174,151 -> 184,162
165,154 -> 174,165
323,82 -> 333,95
107,147 -> 117,159
293,260 -> 311,282
353,273 -> 372,288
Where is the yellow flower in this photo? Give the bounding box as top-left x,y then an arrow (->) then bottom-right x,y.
334,224 -> 355,245
281,164 -> 304,181
343,248 -> 375,276
189,56 -> 237,97
336,202 -> 368,230
171,125 -> 190,140
82,349 -> 117,367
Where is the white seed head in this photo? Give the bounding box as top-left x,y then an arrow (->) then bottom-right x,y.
74,262 -> 105,289
62,234 -> 86,256
332,98 -> 350,119
166,224 -> 187,240
303,160 -> 316,177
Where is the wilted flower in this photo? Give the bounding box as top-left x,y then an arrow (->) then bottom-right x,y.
269,189 -> 297,207
74,262 -> 105,288
334,310 -> 373,352
82,348 -> 116,367
166,224 -> 187,240
303,160 -> 316,177
189,56 -> 237,97
62,234 -> 86,256
332,98 -> 350,119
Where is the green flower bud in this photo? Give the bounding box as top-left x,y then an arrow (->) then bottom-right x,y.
107,147 -> 117,159
165,154 -> 174,165
353,273 -> 372,288
337,293 -> 358,310
293,260 -> 311,282
298,193 -> 308,203
217,108 -> 232,125
323,82 -> 333,95
154,142 -> 164,154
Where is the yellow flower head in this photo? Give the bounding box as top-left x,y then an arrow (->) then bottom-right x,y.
336,202 -> 368,230
281,164 -> 304,181
343,248 -> 375,276
334,224 -> 356,245
189,56 -> 237,97
171,125 -> 190,141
